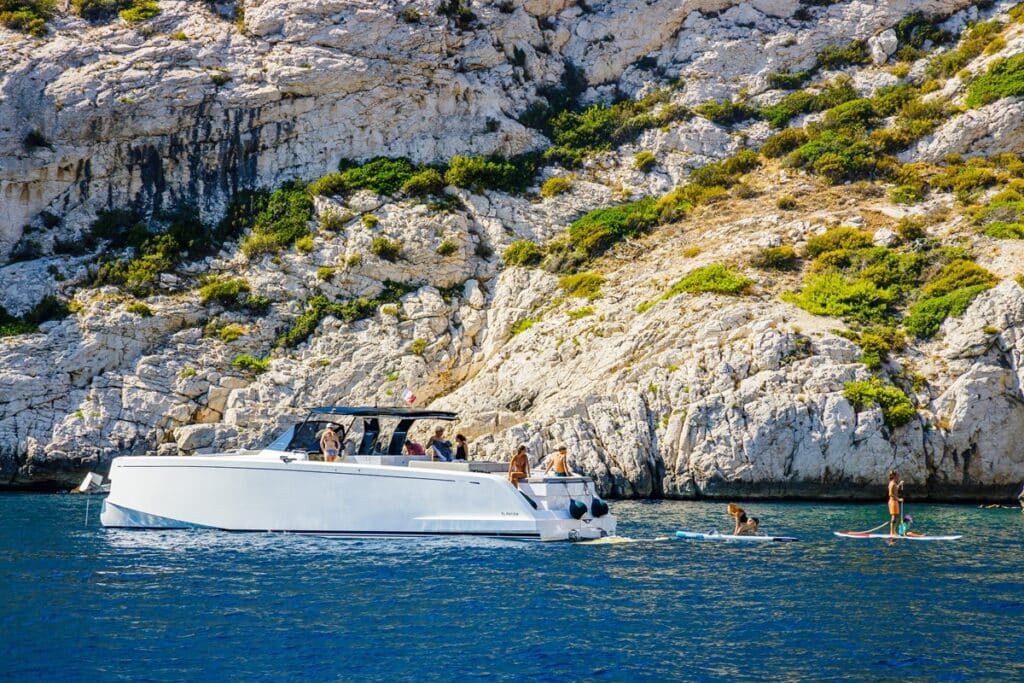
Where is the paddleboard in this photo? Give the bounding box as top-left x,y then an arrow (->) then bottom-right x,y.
675,530 -> 798,543
834,531 -> 962,541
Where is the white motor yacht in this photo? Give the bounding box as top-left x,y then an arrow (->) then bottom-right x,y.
100,407 -> 616,542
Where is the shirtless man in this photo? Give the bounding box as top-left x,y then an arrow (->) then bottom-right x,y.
544,445 -> 572,477
508,445 -> 530,488
888,470 -> 904,536
320,426 -> 341,462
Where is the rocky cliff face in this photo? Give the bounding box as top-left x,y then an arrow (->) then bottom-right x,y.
3,0 -> 1024,498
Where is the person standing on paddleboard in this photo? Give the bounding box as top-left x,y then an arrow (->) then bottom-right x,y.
888,470 -> 904,536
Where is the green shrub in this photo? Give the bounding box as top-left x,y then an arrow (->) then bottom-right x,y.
402,168 -> 446,196
751,245 -> 798,270
340,157 -> 416,195
788,131 -> 879,184
410,338 -> 427,355
445,154 -> 535,194
70,0 -> 124,21
319,210 -> 351,232
776,195 -> 798,210
566,306 -> 595,320
316,266 -> 336,281
401,6 -> 420,22
0,0 -> 53,35
540,175 -> 573,198
209,72 -> 231,87
543,92 -> 689,164
219,324 -> 245,343
233,354 -> 270,374
568,198 -> 660,258
125,301 -> 153,317
768,70 -> 812,90
695,99 -> 759,126
819,98 -> 877,132
558,271 -> 605,299
761,128 -> 808,158
119,0 -> 159,22
308,172 -> 348,197
761,79 -> 858,128
436,239 -> 459,257
817,40 -> 871,70
843,378 -> 915,429
784,272 -> 896,325
240,233 -> 280,259
510,318 -> 537,336
900,262 -> 996,339
965,53 -> 1024,108
930,163 -> 998,203
921,260 -> 997,298
667,264 -> 753,296
926,19 -> 1004,79
895,217 -> 926,241
276,281 -> 414,348
503,240 -> 543,267
199,278 -> 251,307
294,235 -> 315,253
806,227 -> 873,257
240,181 -> 313,257
362,214 -> 379,228
634,151 -> 657,172
370,236 -> 402,262
852,327 -> 906,370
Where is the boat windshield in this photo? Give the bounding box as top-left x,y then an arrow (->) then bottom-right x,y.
264,414 -> 451,457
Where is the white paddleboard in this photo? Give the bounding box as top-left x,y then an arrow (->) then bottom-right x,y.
833,531 -> 962,541
675,530 -> 798,543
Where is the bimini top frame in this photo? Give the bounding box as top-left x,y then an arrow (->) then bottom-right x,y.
308,406 -> 458,420
284,407 -> 458,456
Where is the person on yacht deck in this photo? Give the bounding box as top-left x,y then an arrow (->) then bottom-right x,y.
544,446 -> 573,477
454,434 -> 469,461
509,445 -> 531,488
320,426 -> 341,462
404,438 -> 426,456
427,427 -> 453,461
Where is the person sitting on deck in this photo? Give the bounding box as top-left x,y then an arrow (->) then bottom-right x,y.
427,427 -> 453,461
544,445 -> 573,477
728,503 -> 759,535
454,434 -> 469,461
320,426 -> 341,462
508,445 -> 531,488
404,438 -> 426,456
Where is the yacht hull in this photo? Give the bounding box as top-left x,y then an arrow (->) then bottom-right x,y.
100,456 -> 616,542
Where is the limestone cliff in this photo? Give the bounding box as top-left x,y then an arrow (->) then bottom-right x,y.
2,0 -> 1024,499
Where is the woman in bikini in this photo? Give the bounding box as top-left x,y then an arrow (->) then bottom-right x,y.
508,445 -> 530,488
320,426 -> 341,462
888,470 -> 904,536
727,503 -> 760,536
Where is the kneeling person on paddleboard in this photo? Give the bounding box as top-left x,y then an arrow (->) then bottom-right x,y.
727,503 -> 760,536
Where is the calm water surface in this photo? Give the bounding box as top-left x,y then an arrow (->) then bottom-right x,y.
1,495 -> 1022,681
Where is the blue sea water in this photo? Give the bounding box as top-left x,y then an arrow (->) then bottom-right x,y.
1,495 -> 1022,682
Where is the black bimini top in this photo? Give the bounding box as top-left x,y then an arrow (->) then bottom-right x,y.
309,406 -> 458,421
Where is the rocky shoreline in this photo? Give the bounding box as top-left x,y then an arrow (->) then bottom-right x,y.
4,1 -> 1024,498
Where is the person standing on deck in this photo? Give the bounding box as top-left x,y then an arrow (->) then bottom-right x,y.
427,427 -> 453,461
888,470 -> 904,536
320,426 -> 341,462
